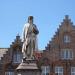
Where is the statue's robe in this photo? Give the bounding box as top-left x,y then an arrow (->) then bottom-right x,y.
22,23 -> 39,59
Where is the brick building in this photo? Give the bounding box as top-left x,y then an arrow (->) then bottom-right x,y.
40,15 -> 75,75
0,15 -> 75,75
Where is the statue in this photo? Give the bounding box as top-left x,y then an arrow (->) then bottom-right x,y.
22,16 -> 39,60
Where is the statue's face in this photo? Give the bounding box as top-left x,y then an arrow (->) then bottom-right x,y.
29,16 -> 33,20
28,16 -> 33,24
29,20 -> 33,24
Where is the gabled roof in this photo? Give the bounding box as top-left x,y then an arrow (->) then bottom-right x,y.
45,15 -> 75,50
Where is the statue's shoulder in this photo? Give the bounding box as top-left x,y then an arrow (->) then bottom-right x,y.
24,23 -> 30,28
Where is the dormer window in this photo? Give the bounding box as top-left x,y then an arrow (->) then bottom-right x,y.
64,35 -> 71,43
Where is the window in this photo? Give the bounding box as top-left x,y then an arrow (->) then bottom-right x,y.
18,74 -> 21,75
13,52 -> 22,63
61,49 -> 73,60
71,67 -> 75,75
55,66 -> 63,75
5,71 -> 14,75
41,66 -> 50,75
64,35 -> 70,43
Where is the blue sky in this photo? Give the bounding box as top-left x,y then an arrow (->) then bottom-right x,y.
0,0 -> 75,50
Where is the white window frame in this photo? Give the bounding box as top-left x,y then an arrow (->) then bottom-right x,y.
64,35 -> 70,43
71,67 -> 75,75
41,66 -> 50,75
55,66 -> 63,75
5,71 -> 14,75
61,49 -> 73,60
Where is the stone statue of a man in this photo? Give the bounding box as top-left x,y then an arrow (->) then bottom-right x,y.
22,16 -> 39,59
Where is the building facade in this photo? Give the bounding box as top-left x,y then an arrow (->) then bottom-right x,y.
0,15 -> 75,75
41,15 -> 75,75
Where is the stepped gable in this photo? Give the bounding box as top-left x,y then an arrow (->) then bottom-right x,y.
11,34 -> 22,49
0,34 -> 22,64
9,34 -> 23,61
45,15 -> 75,51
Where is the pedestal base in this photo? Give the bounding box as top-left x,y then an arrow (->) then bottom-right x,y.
16,59 -> 41,75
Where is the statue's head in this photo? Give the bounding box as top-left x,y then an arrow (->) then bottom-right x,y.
28,16 -> 33,24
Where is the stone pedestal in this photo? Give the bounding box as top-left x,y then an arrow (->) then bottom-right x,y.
16,59 -> 41,75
